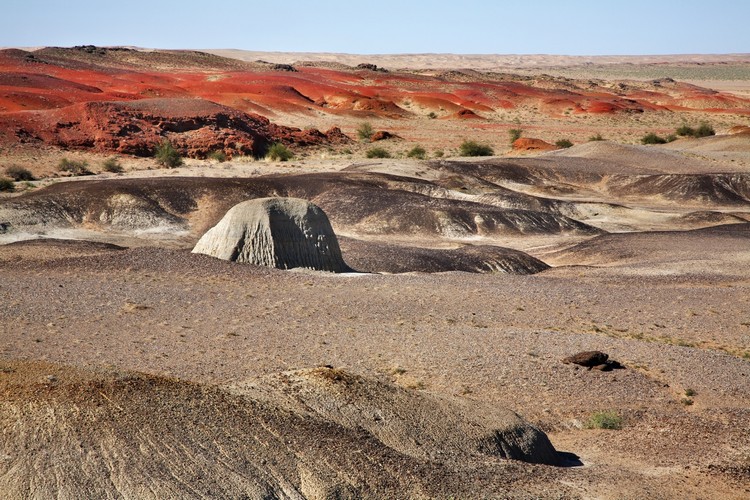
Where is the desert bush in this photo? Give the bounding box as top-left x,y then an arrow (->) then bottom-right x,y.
695,122 -> 715,138
434,150 -> 444,158
365,147 -> 391,159
207,150 -> 227,163
508,128 -> 523,143
641,132 -> 667,145
555,139 -> 574,148
101,157 -> 123,173
0,177 -> 14,192
588,133 -> 604,141
406,145 -> 426,159
5,165 -> 34,181
676,122 -> 715,138
266,143 -> 293,161
666,134 -> 678,143
58,158 -> 92,175
154,139 -> 183,168
357,122 -> 374,141
427,111 -> 438,119
586,410 -> 623,430
676,124 -> 695,137
459,140 -> 494,157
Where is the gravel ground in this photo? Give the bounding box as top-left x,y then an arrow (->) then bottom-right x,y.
1,243 -> 749,498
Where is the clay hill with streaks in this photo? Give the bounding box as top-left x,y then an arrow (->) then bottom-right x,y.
1,47 -> 750,499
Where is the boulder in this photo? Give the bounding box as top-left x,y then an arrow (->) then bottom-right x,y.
562,350 -> 609,367
192,197 -> 351,272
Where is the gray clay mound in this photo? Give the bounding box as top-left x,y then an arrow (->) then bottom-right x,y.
339,237 -> 550,274
192,197 -> 351,272
0,362 -> 562,499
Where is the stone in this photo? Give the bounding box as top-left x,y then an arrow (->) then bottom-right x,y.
192,197 -> 351,272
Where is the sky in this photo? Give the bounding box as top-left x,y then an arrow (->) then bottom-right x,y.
2,0 -> 749,55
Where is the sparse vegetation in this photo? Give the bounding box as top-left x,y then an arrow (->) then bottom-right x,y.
407,145 -> 426,159
508,128 -> 523,143
434,150 -> 444,158
589,133 -> 604,141
357,122 -> 374,141
58,158 -> 93,175
0,177 -> 14,192
684,388 -> 696,397
555,139 -> 574,149
459,140 -> 494,157
366,147 -> 391,159
154,139 -> 183,168
427,111 -> 438,119
676,122 -> 716,138
586,410 -> 623,430
641,132 -> 668,145
5,165 -> 34,181
101,157 -> 123,173
266,143 -> 293,162
207,150 -> 227,163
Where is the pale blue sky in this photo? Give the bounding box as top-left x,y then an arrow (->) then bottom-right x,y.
2,0 -> 748,55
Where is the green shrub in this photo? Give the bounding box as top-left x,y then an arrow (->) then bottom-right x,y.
459,140 -> 494,157
586,411 -> 623,430
588,133 -> 604,142
366,147 -> 391,159
508,128 -> 523,143
695,122 -> 715,138
676,124 -> 695,137
555,139 -> 574,148
58,158 -> 92,175
266,143 -> 293,161
5,165 -> 34,181
154,139 -> 183,168
666,134 -> 678,143
0,177 -> 14,192
101,157 -> 123,173
676,122 -> 715,138
357,122 -> 374,141
641,132 -> 667,145
207,150 -> 227,163
406,145 -> 426,159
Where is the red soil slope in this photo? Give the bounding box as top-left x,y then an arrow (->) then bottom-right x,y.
1,47 -> 749,156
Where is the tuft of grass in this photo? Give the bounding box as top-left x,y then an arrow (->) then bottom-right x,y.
266,143 -> 293,162
641,132 -> 668,145
207,150 -> 227,163
684,388 -> 696,397
0,177 -> 14,192
555,138 -> 574,149
357,122 -> 374,141
58,158 -> 92,175
366,147 -> 391,159
101,157 -> 123,173
154,139 -> 183,168
508,128 -> 523,143
585,410 -> 623,430
5,165 -> 34,181
588,133 -> 604,141
459,140 -> 494,157
406,145 -> 426,159
434,150 -> 444,158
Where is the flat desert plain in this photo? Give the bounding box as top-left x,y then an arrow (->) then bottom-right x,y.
1,48 -> 749,499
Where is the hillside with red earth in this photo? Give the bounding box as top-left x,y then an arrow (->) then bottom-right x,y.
1,46 -> 749,158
